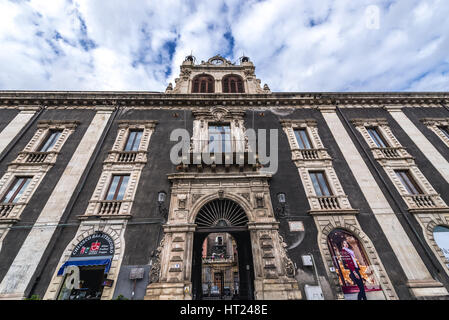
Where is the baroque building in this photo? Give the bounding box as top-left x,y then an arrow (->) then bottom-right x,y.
0,55 -> 449,300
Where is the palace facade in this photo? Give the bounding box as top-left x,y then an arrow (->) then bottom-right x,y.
0,55 -> 449,300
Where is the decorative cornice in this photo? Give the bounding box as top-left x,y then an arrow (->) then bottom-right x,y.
351,118 -> 389,126
0,92 -> 448,110
421,118 -> 449,126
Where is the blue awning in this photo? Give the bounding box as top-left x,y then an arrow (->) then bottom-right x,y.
57,258 -> 112,276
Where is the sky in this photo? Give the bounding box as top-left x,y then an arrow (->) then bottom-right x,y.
0,0 -> 448,92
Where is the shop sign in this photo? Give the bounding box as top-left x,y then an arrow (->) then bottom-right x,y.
71,233 -> 115,257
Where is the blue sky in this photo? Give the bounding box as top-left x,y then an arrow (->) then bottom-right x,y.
0,0 -> 448,92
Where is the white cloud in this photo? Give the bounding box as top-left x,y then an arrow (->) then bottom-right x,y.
0,0 -> 448,92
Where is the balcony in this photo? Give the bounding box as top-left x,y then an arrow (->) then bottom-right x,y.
12,151 -> 58,165
291,148 -> 331,162
79,200 -> 133,219
104,151 -> 147,164
0,202 -> 23,223
177,139 -> 261,172
316,196 -> 340,210
308,195 -> 359,215
372,147 -> 412,160
202,255 -> 234,265
0,203 -> 14,218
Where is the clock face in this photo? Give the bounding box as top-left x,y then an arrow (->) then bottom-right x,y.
211,59 -> 223,65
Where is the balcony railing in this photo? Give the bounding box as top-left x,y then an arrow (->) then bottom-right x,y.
316,196 -> 341,210
117,151 -> 138,163
202,255 -> 234,264
97,200 -> 123,215
0,203 -> 15,218
291,148 -> 330,161
372,147 -> 410,160
104,150 -> 147,164
407,194 -> 436,208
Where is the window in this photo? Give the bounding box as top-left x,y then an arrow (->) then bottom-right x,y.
433,225 -> 449,262
294,129 -> 312,149
1,177 -> 32,203
395,170 -> 422,195
192,75 -> 214,93
208,124 -> 231,152
105,175 -> 129,201
309,171 -> 332,196
222,75 -> 244,93
438,126 -> 449,140
124,130 -> 143,151
38,130 -> 63,152
366,127 -> 388,148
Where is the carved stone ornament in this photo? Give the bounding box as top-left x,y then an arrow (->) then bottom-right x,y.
278,234 -> 295,278
191,194 -> 202,205
149,234 -> 166,284
178,194 -> 187,209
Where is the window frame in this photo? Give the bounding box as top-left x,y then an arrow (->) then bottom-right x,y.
38,129 -> 63,152
192,75 -> 215,93
104,174 -> 130,201
294,128 -> 313,149
366,126 -> 389,148
438,126 -> 449,140
394,170 -> 422,195
1,176 -> 33,204
309,171 -> 333,196
123,129 -> 143,151
208,123 -> 232,153
222,75 -> 244,93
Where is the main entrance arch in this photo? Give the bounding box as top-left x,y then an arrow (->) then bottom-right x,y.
191,199 -> 255,300
144,172 -> 302,300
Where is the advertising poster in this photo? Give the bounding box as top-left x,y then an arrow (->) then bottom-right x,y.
327,229 -> 381,300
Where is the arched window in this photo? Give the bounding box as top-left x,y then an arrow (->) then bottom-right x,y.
327,229 -> 381,299
192,75 -> 214,93
433,225 -> 449,262
222,75 -> 244,93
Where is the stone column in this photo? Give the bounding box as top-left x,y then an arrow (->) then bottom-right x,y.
144,223 -> 196,300
0,107 -> 38,155
249,222 -> 302,300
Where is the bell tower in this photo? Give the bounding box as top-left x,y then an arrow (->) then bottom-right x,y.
165,54 -> 271,94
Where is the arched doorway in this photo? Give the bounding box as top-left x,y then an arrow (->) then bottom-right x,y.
191,198 -> 255,300
327,229 -> 383,300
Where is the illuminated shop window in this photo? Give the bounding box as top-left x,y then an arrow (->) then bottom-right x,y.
327,229 -> 381,300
